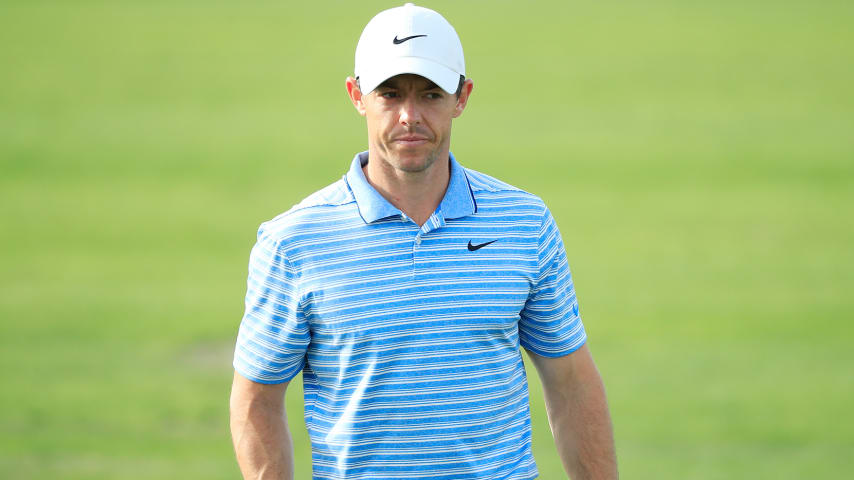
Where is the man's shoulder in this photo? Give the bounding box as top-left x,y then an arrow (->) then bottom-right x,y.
463,166 -> 547,209
257,176 -> 356,240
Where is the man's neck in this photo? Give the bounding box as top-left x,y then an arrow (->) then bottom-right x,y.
362,152 -> 451,227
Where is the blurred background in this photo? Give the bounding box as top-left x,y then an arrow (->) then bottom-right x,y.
1,0 -> 852,478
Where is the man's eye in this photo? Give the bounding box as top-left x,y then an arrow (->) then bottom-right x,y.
426,92 -> 442,99
380,91 -> 398,99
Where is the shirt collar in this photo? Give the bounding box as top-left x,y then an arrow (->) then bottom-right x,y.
345,151 -> 477,224
440,152 -> 478,220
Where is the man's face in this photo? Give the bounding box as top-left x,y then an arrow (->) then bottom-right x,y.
348,74 -> 472,175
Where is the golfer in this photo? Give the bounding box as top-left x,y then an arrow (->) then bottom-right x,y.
230,4 -> 617,479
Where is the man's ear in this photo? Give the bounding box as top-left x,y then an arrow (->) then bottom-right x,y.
346,77 -> 367,116
453,79 -> 474,118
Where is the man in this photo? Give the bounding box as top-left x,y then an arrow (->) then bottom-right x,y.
230,4 -> 617,479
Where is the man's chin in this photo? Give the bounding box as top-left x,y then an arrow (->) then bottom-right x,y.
391,152 -> 437,174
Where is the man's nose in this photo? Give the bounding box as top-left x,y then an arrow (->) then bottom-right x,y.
398,97 -> 422,126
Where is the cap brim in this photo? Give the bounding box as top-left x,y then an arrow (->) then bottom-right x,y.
358,57 -> 461,95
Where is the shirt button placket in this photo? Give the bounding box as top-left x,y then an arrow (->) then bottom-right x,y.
412,233 -> 422,278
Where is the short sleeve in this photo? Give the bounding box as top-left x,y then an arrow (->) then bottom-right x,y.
233,224 -> 310,384
519,206 -> 587,357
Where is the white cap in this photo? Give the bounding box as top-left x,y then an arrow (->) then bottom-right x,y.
354,3 -> 465,95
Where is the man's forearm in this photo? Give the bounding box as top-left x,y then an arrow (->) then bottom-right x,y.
528,346 -> 618,479
230,376 -> 294,480
548,370 -> 617,479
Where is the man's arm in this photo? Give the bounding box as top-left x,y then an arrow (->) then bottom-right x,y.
229,372 -> 294,480
526,344 -> 618,480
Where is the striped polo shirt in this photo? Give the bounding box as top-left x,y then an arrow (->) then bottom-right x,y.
234,151 -> 586,480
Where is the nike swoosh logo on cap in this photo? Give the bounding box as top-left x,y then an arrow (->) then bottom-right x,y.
393,34 -> 427,44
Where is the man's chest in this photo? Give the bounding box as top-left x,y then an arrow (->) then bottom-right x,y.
290,217 -> 540,339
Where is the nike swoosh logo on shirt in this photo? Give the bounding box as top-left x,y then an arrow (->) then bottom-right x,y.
467,240 -> 497,252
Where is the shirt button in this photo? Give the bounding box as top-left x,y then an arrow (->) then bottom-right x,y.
414,237 -> 421,245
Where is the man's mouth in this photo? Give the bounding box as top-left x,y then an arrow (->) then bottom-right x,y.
394,134 -> 430,146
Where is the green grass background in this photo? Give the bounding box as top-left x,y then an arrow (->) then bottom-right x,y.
2,0 -> 852,478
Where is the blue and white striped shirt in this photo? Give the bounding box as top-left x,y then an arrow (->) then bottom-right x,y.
234,151 -> 586,479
